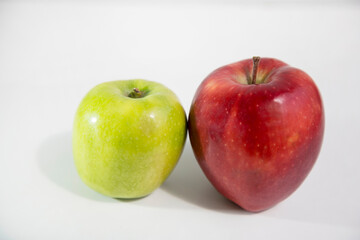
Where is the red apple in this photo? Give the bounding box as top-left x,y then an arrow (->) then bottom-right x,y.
188,57 -> 324,212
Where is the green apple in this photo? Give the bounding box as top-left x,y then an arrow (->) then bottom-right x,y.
73,79 -> 187,198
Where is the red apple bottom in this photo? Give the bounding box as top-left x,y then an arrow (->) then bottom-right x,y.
190,102 -> 323,212
195,134 -> 322,212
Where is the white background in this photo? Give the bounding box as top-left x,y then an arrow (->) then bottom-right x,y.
1,0 -> 360,239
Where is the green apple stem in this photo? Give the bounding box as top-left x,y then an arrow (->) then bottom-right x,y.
128,88 -> 144,98
251,56 -> 261,85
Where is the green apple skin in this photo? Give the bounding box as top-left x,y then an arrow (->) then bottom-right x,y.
73,79 -> 187,198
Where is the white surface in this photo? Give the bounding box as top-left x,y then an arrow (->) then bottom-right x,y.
1,1 -> 360,239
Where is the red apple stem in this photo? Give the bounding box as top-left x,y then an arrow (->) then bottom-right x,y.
251,56 -> 261,85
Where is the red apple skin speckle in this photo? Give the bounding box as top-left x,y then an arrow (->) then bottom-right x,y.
188,58 -> 324,212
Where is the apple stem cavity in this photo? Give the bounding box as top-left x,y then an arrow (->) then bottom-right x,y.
128,88 -> 144,98
251,56 -> 261,85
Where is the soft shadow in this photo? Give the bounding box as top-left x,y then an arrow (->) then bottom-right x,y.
37,132 -> 115,202
161,141 -> 252,214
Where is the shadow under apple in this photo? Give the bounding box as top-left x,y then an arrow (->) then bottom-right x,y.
37,132 -> 249,213
161,141 -> 251,214
37,132 -> 115,202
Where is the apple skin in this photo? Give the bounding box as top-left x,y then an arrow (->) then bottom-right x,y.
188,58 -> 324,212
73,79 -> 187,198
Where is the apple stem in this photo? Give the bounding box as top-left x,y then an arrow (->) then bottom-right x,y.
251,56 -> 261,85
128,88 -> 144,98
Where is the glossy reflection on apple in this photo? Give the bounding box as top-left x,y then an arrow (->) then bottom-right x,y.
188,57 -> 324,212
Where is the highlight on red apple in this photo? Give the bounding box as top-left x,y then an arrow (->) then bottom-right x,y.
188,57 -> 324,212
